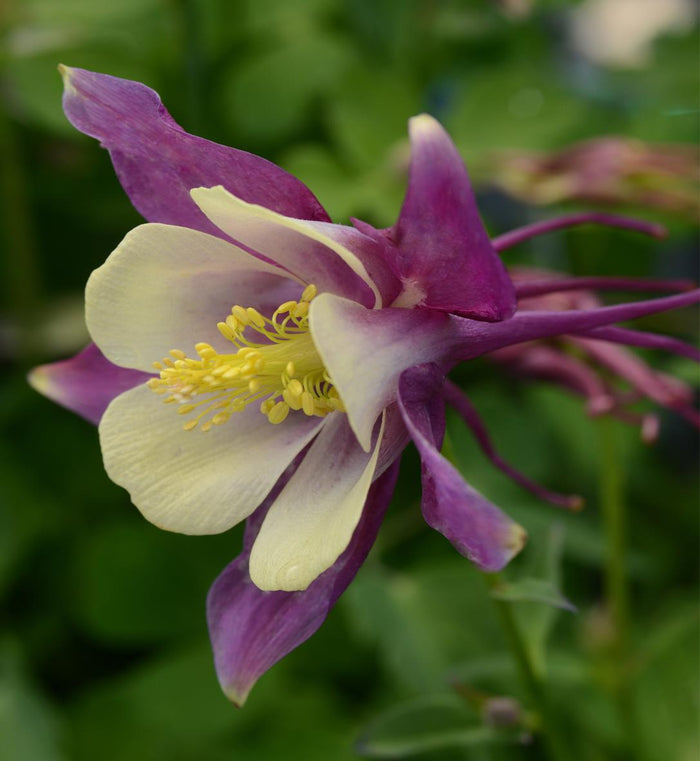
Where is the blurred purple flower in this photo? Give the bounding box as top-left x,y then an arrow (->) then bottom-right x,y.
491,268 -> 699,441
29,68 -> 699,704
491,137 -> 700,219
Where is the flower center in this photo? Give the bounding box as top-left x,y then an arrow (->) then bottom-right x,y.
147,284 -> 343,431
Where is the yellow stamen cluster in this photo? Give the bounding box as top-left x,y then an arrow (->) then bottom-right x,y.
147,284 -> 344,431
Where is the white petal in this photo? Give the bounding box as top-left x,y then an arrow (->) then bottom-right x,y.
99,384 -> 323,534
249,413 -> 385,591
190,186 -> 381,307
86,223 -> 298,372
309,293 -> 458,451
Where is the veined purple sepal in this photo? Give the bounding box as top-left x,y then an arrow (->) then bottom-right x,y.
59,67 -> 331,232
397,364 -> 526,571
390,115 -> 515,320
206,461 -> 399,706
28,343 -> 151,424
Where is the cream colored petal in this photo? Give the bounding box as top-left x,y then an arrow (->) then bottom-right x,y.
249,412 -> 385,591
99,384 -> 324,534
86,223 -> 298,372
309,293 -> 458,451
190,186 -> 381,307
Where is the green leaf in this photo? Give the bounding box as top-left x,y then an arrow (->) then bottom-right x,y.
328,64 -> 421,170
0,639 -> 65,761
71,521 -> 217,645
343,566 -> 448,693
220,35 -> 355,143
491,578 -> 576,613
632,600 -> 700,761
356,694 -> 516,759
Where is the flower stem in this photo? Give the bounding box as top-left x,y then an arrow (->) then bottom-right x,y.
484,573 -> 572,761
597,418 -> 635,745
598,418 -> 629,651
173,0 -> 206,132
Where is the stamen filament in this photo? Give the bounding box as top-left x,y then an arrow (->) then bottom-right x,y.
148,284 -> 343,431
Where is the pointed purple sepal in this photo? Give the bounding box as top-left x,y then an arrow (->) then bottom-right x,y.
28,343 -> 151,424
60,67 -> 331,233
206,461 -> 399,706
390,115 -> 515,320
397,364 -> 526,571
451,290 -> 700,362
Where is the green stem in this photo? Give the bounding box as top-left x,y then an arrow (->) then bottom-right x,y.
485,573 -> 572,761
598,418 -> 629,651
597,418 -> 635,747
173,0 -> 206,132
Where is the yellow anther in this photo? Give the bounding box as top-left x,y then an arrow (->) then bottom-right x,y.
246,308 -> 265,327
195,343 -> 216,357
152,361 -> 163,370
301,391 -> 316,417
231,305 -> 249,325
301,284 -> 317,302
292,302 -> 309,319
218,322 -> 235,341
150,283 -> 342,431
283,390 -> 302,410
267,401 -> 290,425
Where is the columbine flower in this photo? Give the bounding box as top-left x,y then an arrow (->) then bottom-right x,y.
30,68 -> 699,705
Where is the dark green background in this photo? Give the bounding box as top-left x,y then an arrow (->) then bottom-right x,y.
1,1 -> 697,759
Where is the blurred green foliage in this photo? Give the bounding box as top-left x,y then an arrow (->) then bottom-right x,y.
0,1 -> 698,759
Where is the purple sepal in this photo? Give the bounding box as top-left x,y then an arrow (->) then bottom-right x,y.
450,290 -> 700,363
397,364 -> 526,572
577,326 -> 700,362
490,343 -> 616,415
60,67 -> 330,232
571,336 -> 699,426
442,380 -> 584,510
28,343 -> 150,424
390,116 -> 515,320
492,212 -> 666,252
206,461 -> 400,706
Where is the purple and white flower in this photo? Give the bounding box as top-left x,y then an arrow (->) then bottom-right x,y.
30,68 -> 699,704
